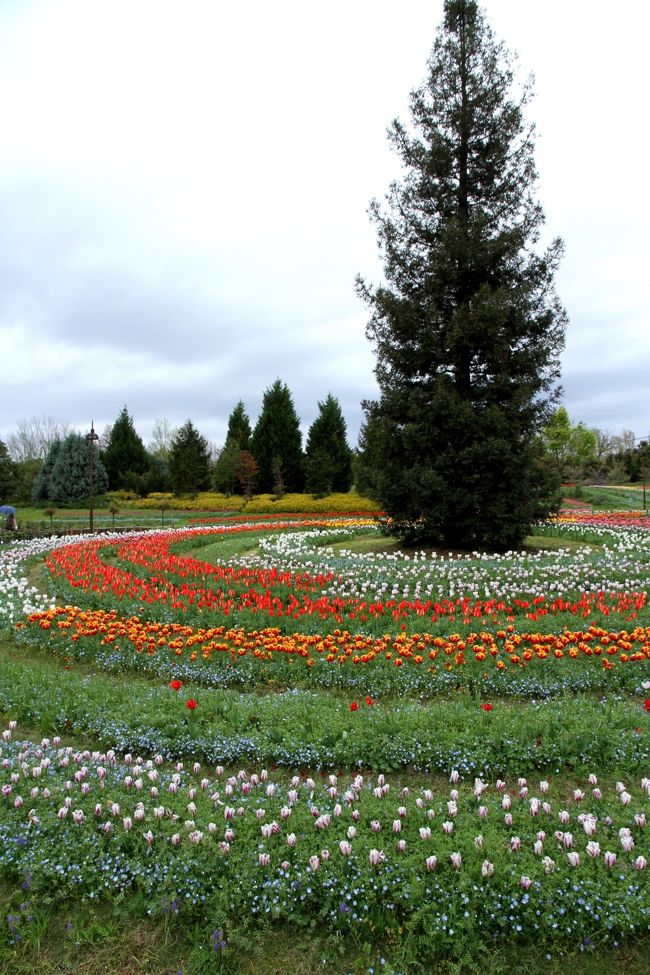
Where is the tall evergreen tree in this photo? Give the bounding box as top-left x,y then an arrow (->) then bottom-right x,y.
49,433 -> 108,503
102,407 -> 149,491
225,401 -> 252,451
212,402 -> 254,496
169,420 -> 211,495
357,0 -> 566,549
305,394 -> 353,495
250,380 -> 304,493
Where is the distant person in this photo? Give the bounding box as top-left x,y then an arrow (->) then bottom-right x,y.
5,513 -> 17,530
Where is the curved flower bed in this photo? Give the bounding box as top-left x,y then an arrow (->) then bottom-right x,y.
0,510 -> 648,969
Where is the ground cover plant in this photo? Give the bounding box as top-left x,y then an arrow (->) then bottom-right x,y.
0,509 -> 648,974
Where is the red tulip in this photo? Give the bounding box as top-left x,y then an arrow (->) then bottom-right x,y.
186,699 -> 197,710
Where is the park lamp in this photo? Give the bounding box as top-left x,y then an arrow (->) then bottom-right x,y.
87,421 -> 100,532
631,434 -> 649,512
640,440 -> 648,512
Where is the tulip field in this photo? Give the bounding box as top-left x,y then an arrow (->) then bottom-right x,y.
0,509 -> 649,974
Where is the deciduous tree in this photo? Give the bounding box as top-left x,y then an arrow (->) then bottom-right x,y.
543,406 -> 597,481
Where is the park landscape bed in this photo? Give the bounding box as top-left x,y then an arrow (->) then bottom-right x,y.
0,509 -> 648,974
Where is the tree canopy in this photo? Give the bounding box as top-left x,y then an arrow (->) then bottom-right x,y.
250,380 -> 304,493
48,433 -> 108,503
357,0 -> 566,549
305,394 -> 353,495
169,420 -> 212,496
102,407 -> 149,491
225,401 -> 252,452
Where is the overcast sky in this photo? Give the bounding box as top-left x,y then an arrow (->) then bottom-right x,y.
1,0 -> 648,454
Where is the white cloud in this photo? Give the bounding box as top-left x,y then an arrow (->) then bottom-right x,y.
0,0 -> 648,453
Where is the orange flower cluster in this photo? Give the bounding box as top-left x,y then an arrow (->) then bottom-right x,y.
24,606 -> 650,673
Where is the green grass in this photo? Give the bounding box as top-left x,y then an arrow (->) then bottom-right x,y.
567,486 -> 649,510
1,879 -> 647,975
325,533 -> 598,556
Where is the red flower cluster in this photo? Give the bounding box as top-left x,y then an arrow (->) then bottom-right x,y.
481,702 -> 494,712
644,699 -> 650,712
351,697 -> 375,711
186,699 -> 197,711
169,679 -> 182,691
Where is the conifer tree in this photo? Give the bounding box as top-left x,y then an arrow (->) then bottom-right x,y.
250,380 -> 304,493
305,394 -> 353,495
213,401 -> 253,495
32,439 -> 62,502
102,407 -> 149,491
225,401 -> 252,451
356,0 -> 566,549
169,420 -> 211,496
49,433 -> 108,503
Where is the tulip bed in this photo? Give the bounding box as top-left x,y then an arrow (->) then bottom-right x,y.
0,511 -> 649,974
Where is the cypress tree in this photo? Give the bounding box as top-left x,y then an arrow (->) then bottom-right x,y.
169,420 -> 211,496
356,0 -> 566,549
213,402 -> 253,495
225,401 -> 252,451
250,380 -> 304,493
102,407 -> 149,491
305,394 -> 353,495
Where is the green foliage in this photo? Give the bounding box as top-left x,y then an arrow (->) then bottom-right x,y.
305,394 -> 353,495
148,416 -> 178,460
215,402 -> 254,495
11,457 -> 41,504
225,400 -> 252,452
543,406 -> 598,481
47,433 -> 108,503
0,439 -> 17,500
250,379 -> 304,493
213,440 -> 243,495
31,439 -> 61,502
102,406 -> 149,491
169,420 -> 212,496
357,0 -> 566,549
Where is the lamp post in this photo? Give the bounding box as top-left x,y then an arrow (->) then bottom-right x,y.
631,434 -> 649,513
87,421 -> 99,532
640,441 -> 648,511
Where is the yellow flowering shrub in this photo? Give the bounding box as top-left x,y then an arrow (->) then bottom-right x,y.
242,492 -> 382,514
